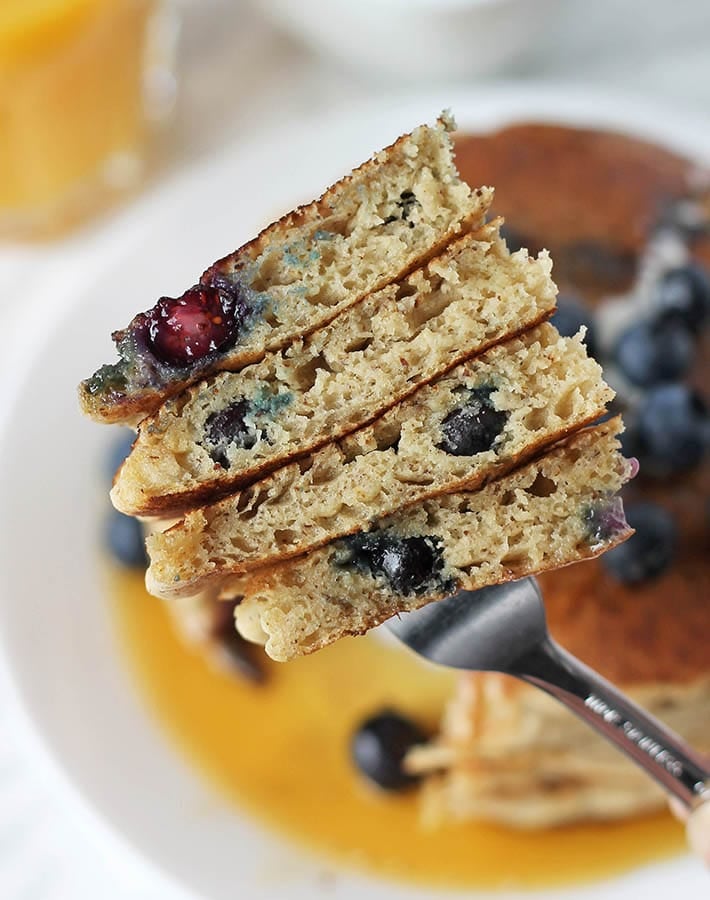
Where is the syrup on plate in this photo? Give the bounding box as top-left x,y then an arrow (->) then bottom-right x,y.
110,568 -> 685,891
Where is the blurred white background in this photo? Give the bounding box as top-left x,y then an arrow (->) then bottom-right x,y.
173,0 -> 710,167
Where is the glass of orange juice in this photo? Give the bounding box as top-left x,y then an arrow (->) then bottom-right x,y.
0,0 -> 179,239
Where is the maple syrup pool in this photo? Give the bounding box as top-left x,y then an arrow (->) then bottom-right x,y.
109,568 -> 684,891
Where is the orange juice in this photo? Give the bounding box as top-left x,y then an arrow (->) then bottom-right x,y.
0,0 -> 175,237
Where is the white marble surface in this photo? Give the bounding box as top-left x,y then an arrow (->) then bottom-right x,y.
1,2 -> 710,898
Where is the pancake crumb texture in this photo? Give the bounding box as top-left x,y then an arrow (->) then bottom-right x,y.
145,324 -> 611,597
113,225 -> 555,517
80,119 -> 489,426
234,420 -> 632,661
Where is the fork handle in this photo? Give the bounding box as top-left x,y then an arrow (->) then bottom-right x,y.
515,636 -> 710,810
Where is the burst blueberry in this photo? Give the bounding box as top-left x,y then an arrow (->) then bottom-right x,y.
146,278 -> 247,367
602,502 -> 677,584
350,709 -> 426,791
583,497 -> 629,545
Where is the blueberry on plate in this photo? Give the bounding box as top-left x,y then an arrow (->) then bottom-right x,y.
614,318 -> 694,387
602,502 -> 677,584
635,384 -> 708,476
654,264 -> 710,332
105,429 -> 135,482
550,294 -> 598,358
351,709 -> 427,791
105,510 -> 148,568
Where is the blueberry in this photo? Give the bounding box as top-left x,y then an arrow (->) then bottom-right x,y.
635,384 -> 708,476
614,319 -> 694,386
146,277 -> 247,368
337,533 -> 448,596
105,510 -> 148,568
105,429 -> 135,482
654,264 -> 710,332
378,541 -> 432,592
602,502 -> 677,584
351,710 -> 426,790
203,399 -> 258,468
550,294 -> 598,357
438,387 -> 508,456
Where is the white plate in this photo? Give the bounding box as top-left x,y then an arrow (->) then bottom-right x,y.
0,85 -> 708,900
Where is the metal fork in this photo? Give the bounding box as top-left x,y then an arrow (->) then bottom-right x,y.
386,577 -> 709,809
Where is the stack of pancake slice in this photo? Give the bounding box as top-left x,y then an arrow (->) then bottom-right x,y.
80,115 -> 634,662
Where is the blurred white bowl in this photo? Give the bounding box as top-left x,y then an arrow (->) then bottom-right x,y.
256,0 -> 563,82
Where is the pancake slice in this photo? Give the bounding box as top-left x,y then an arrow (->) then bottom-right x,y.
79,116 -> 490,426
145,323 -> 612,598
112,223 -> 556,517
233,418 -> 634,662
